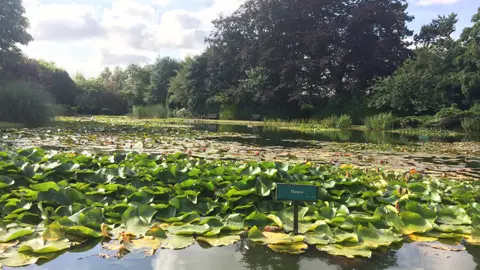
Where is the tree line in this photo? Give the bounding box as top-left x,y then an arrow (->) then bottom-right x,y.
1,0 -> 479,122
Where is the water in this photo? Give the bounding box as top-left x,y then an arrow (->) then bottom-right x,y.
192,124 -> 480,145
11,240 -> 480,270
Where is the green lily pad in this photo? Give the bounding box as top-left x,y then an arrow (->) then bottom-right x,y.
317,243 -> 372,258
161,235 -> 195,250
197,234 -> 240,247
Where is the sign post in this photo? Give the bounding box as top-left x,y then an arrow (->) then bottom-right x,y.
275,183 -> 318,235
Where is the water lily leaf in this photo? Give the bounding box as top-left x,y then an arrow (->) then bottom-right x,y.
407,234 -> 438,242
317,243 -> 372,258
248,226 -> 303,244
223,214 -> 244,231
244,211 -> 270,228
0,250 -> 38,267
405,202 -> 437,223
387,212 -> 433,234
357,223 -> 402,248
167,224 -> 210,235
65,226 -> 101,239
197,234 -> 240,247
146,225 -> 167,239
436,205 -> 471,225
268,242 -> 308,254
254,176 -> 275,196
30,181 -> 60,192
18,237 -> 70,253
332,229 -> 358,244
161,235 -> 195,250
304,222 -> 333,245
121,205 -> 157,236
434,224 -> 471,234
131,237 -> 162,251
0,228 -> 34,243
0,176 -> 15,188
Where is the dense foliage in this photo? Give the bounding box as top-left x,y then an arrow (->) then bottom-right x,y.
0,81 -> 55,127
0,148 -> 479,265
371,11 -> 480,115
1,0 -> 479,126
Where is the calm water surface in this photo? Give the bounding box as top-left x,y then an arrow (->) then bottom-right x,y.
10,240 -> 480,270
191,124 -> 480,145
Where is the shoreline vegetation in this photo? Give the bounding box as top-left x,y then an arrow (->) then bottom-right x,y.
1,116 -> 475,138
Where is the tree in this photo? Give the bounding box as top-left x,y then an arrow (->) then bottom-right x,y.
149,57 -> 180,105
0,0 -> 33,68
456,8 -> 480,104
206,0 -> 414,117
414,13 -> 458,47
122,64 -> 152,107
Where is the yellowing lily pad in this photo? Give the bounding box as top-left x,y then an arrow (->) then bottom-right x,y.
317,243 -> 372,258
197,234 -> 240,247
268,242 -> 308,254
248,226 -> 304,244
161,235 -> 195,250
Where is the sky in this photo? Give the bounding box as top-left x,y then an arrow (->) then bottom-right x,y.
20,0 -> 478,77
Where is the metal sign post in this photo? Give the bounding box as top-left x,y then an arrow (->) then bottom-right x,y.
275,183 -> 318,235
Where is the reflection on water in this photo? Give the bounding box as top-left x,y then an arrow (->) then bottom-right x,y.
13,240 -> 480,270
191,124 -> 480,145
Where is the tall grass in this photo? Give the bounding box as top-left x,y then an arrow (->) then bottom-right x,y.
320,116 -> 338,128
336,114 -> 353,128
364,113 -> 396,130
264,115 -> 353,129
461,117 -> 480,133
132,104 -> 168,119
0,81 -> 55,127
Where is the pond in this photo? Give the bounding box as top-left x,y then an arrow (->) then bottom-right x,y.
11,240 -> 480,270
1,117 -> 480,270
191,123 -> 480,145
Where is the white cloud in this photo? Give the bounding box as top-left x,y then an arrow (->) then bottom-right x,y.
152,0 -> 171,6
22,0 -> 249,75
413,0 -> 460,5
26,3 -> 105,41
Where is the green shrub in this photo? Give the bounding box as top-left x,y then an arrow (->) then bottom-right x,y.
176,108 -> 191,118
468,104 -> 480,116
219,105 -> 237,120
0,81 -> 55,127
336,114 -> 353,128
461,117 -> 480,133
132,104 -> 168,119
364,113 -> 396,130
320,115 -> 338,128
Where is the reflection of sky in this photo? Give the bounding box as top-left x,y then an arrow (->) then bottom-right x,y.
386,243 -> 476,270
152,244 -> 245,270
16,242 -> 479,270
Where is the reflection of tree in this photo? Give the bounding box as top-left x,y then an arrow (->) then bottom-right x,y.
465,245 -> 480,269
236,238 -> 401,270
236,238 -> 301,270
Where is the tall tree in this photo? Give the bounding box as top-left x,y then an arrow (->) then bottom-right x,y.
149,57 -> 180,105
0,0 -> 33,68
414,13 -> 458,47
206,0 -> 414,115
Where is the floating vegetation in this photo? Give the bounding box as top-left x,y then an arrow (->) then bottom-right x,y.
0,148 -> 480,266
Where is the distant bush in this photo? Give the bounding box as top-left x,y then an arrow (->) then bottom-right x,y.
433,104 -> 466,129
219,105 -> 236,120
365,113 -> 396,130
0,81 -> 55,127
336,114 -> 353,128
320,115 -> 338,128
175,108 -> 191,118
132,104 -> 168,119
468,104 -> 480,116
461,117 -> 480,133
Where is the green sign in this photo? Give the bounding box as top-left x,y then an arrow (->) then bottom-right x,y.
276,183 -> 318,202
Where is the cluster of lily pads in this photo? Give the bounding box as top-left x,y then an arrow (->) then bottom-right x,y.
0,147 -> 480,267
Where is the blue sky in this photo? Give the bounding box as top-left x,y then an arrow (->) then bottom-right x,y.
21,0 -> 478,76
